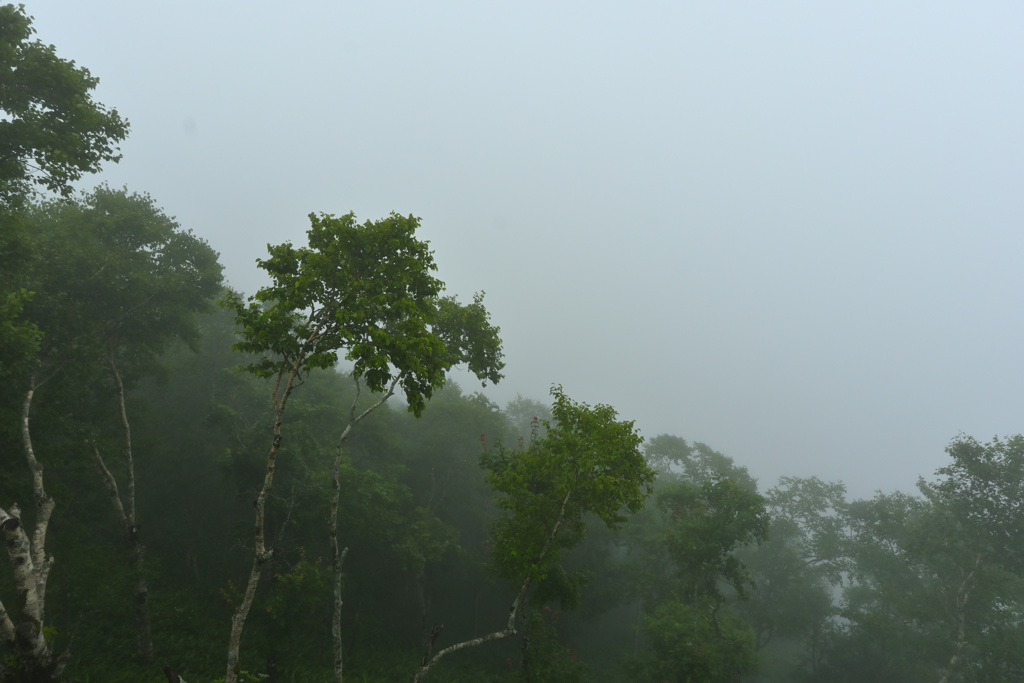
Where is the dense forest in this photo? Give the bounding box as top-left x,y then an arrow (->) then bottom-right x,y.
3,5 -> 1024,682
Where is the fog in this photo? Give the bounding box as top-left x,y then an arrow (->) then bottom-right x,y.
31,0 -> 1024,497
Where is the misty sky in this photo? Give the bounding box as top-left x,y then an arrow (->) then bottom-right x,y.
30,1 -> 1024,498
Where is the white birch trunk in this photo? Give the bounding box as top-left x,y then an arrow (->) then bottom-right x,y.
225,362 -> 303,683
937,554 -> 981,683
329,374 -> 403,683
413,489 -> 574,682
0,585 -> 18,649
412,579 -> 528,683
330,438 -> 346,683
91,443 -> 153,663
89,346 -> 153,663
0,373 -> 69,679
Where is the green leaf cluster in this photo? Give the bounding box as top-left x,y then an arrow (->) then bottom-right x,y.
0,4 -> 129,206
658,478 -> 768,602
482,386 -> 654,587
627,599 -> 757,683
226,211 -> 503,415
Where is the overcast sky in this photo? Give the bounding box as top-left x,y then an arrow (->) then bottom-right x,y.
29,1 -> 1024,498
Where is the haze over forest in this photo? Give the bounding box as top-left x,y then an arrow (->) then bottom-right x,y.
4,3 -> 1024,683
27,0 -> 1024,499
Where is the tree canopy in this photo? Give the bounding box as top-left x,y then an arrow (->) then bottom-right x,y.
227,211 -> 503,416
0,4 -> 128,206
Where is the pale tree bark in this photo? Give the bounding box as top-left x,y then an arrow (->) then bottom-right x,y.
0,370 -> 69,680
88,344 -> 153,663
412,579 -> 526,683
329,374 -> 404,683
0,574 -> 18,650
330,543 -> 348,683
413,489 -> 574,683
90,444 -> 152,662
937,553 -> 981,683
225,361 -> 303,683
225,310 -> 348,682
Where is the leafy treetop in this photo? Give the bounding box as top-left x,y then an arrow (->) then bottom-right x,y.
0,4 -> 129,206
483,386 -> 655,586
227,211 -> 503,416
14,186 -> 222,375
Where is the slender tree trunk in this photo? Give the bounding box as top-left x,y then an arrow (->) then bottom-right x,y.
225,407 -> 285,683
329,375 -> 403,683
632,598 -> 642,656
226,365 -> 301,683
413,578 -> 529,683
329,436 -> 348,683
91,444 -> 153,662
88,347 -> 153,662
938,554 -> 981,683
413,571 -> 430,643
413,489 -> 574,683
0,371 -> 69,680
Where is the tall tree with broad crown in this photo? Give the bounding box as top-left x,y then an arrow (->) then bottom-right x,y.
223,211 -> 503,683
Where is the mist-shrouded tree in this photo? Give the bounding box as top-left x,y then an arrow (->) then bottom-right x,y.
808,437 -> 1024,683
617,437 -> 767,683
926,435 -> 1024,576
735,476 -> 847,679
414,386 -> 654,682
0,3 -> 129,458
814,491 -> 946,682
0,4 -> 128,208
503,394 -> 551,444
44,187 -> 221,664
923,434 -> 1024,682
222,211 -> 503,683
0,187 -> 222,679
630,479 -> 767,682
644,434 -> 758,493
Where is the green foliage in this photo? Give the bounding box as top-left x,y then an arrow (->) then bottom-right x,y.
928,434 -> 1024,569
803,439 -> 1024,682
0,185 -> 223,678
0,185 -> 224,420
0,4 -> 129,206
226,211 -> 503,415
258,553 -> 335,670
765,476 -> 849,580
617,445 -> 767,682
331,456 -> 460,576
513,607 -> 586,683
482,386 -> 654,589
5,172 -> 1022,683
645,434 -> 758,492
658,478 -> 768,602
0,287 -> 40,379
734,476 -> 846,674
433,293 -> 505,388
24,185 -> 223,357
627,599 -> 757,683
503,395 -> 551,444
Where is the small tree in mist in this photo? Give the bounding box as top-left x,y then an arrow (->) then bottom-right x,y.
615,438 -> 768,683
414,386 -> 654,682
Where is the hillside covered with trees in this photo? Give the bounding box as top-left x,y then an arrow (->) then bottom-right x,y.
2,5 -> 1023,682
